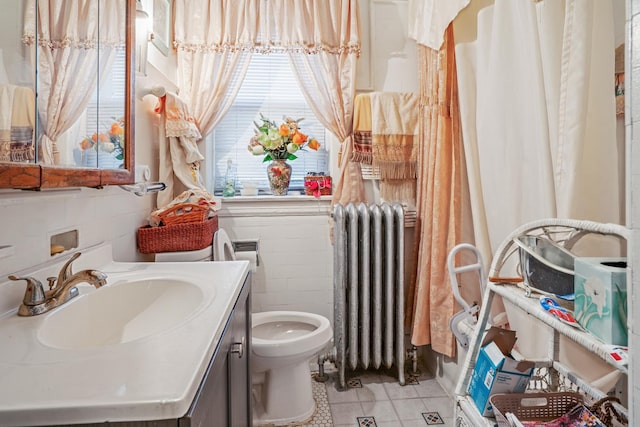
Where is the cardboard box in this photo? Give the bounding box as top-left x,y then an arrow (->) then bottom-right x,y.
468,327 -> 535,417
574,257 -> 628,346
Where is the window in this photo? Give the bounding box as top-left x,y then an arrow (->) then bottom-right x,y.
59,49 -> 126,167
210,53 -> 329,195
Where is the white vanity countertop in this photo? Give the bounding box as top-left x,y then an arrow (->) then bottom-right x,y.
0,244 -> 249,426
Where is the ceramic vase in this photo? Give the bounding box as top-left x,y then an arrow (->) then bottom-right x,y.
81,149 -> 122,169
267,159 -> 292,196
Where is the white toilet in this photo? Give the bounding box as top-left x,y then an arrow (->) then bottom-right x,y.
213,229 -> 333,426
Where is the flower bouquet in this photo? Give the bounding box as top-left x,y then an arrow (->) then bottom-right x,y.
78,117 -> 125,168
247,114 -> 320,195
247,114 -> 320,162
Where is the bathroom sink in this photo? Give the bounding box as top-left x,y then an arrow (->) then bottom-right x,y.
0,242 -> 251,425
38,278 -> 205,350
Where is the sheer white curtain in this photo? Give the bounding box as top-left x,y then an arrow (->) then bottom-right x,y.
455,0 -> 621,263
173,0 -> 258,139
23,0 -> 125,165
269,0 -> 365,204
453,0 -> 622,389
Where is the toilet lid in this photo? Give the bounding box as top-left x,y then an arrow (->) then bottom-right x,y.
213,229 -> 236,261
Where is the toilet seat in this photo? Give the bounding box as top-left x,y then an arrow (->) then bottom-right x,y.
252,311 -> 331,358
213,229 -> 236,261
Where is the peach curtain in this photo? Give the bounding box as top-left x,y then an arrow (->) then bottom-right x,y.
23,0 -> 125,165
407,27 -> 463,358
173,0 -> 258,138
269,0 -> 365,204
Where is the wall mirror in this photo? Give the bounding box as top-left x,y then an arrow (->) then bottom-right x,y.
0,0 -> 135,189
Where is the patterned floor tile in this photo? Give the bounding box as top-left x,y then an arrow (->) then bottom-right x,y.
348,378 -> 363,388
299,378 -> 334,427
422,411 -> 445,425
405,375 -> 420,385
356,416 -> 377,427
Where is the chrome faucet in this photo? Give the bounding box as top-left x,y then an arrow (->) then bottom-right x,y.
9,252 -> 107,316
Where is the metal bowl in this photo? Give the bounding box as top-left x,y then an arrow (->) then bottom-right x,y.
513,235 -> 575,296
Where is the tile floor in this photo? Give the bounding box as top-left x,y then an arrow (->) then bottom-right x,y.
303,364 -> 456,427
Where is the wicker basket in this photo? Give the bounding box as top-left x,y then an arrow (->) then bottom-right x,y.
137,216 -> 218,254
159,203 -> 208,226
490,392 -> 584,427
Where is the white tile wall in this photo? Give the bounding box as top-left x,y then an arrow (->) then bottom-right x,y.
218,197 -> 334,322
0,187 -> 154,279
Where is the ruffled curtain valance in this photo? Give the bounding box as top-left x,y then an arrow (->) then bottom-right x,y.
174,0 -> 360,55
23,0 -> 126,48
268,0 -> 360,55
173,0 -> 260,52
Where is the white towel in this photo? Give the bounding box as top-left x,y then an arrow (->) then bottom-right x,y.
156,92 -> 207,208
408,0 -> 471,50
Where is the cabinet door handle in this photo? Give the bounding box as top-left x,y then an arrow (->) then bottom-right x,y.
231,336 -> 245,358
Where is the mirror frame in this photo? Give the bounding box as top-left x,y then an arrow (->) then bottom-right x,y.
0,0 -> 135,190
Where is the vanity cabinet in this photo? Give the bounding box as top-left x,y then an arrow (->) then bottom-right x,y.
180,274 -> 252,427
50,274 -> 252,427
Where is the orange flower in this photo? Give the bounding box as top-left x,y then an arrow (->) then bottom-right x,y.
98,133 -> 110,142
79,138 -> 93,150
307,138 -> 320,151
110,123 -> 123,134
292,132 -> 307,145
279,124 -> 290,137
91,133 -> 98,142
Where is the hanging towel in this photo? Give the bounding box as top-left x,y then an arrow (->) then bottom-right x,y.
351,93 -> 373,165
10,86 -> 35,162
155,92 -> 208,209
370,92 -> 419,180
0,84 -> 15,162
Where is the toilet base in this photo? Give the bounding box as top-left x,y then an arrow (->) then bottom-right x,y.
252,361 -> 316,426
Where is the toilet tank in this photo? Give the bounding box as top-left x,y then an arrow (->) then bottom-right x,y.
154,245 -> 213,262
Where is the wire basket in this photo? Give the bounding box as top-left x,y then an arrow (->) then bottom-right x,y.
159,203 -> 208,226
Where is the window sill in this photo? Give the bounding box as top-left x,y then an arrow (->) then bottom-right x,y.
217,194 -> 332,217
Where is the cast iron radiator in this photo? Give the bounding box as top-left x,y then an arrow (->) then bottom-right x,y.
332,202 -> 405,389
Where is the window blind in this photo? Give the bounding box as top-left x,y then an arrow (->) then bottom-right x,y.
210,53 -> 329,194
86,50 -> 126,134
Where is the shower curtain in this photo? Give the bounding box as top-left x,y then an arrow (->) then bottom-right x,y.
453,0 -> 622,389
408,27 -> 466,358
455,0 -> 621,259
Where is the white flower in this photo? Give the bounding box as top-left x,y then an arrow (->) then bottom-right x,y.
99,142 -> 116,153
287,143 -> 300,154
251,145 -> 265,155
